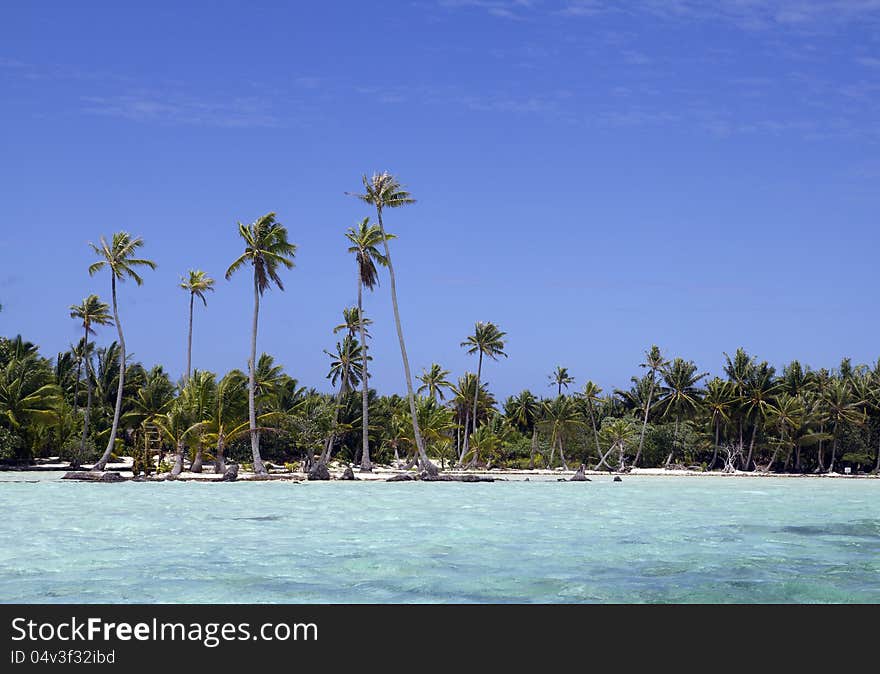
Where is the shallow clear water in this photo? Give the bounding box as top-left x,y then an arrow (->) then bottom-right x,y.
1,473 -> 878,603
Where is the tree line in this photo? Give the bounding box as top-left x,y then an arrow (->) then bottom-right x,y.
2,174 -> 879,475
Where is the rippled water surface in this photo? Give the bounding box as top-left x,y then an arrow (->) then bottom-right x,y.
1,473 -> 878,603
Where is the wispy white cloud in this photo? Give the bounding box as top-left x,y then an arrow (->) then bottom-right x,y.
445,0 -> 880,31
80,92 -> 281,128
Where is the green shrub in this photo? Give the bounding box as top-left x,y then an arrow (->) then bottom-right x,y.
0,428 -> 25,462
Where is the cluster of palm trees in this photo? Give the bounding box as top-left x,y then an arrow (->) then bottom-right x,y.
2,172 -> 880,475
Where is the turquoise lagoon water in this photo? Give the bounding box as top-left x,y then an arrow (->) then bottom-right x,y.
0,472 -> 878,603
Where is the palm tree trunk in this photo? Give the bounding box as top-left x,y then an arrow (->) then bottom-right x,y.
558,435 -> 568,471
828,424 -> 838,473
73,337 -> 83,416
459,408 -> 470,466
321,388 -> 344,464
745,423 -> 758,471
357,280 -> 371,471
548,432 -> 556,468
185,292 -> 194,383
873,432 -> 879,473
588,403 -> 601,467
248,275 -> 266,475
75,325 -> 91,467
191,442 -> 203,473
93,276 -> 124,471
214,435 -> 226,474
529,426 -> 537,469
633,378 -> 655,468
472,352 -> 483,439
665,415 -> 680,468
708,418 -> 720,470
816,422 -> 825,472
171,438 -> 185,476
375,207 -> 436,475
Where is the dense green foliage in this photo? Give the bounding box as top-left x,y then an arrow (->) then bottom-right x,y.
3,333 -> 879,474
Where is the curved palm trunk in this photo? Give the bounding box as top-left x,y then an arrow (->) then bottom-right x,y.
185,292 -> 194,383
632,377 -> 655,468
248,275 -> 266,475
375,207 -> 436,475
357,280 -> 372,472
93,276 -> 124,471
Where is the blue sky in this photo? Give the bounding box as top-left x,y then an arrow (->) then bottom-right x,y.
1,1 -> 878,398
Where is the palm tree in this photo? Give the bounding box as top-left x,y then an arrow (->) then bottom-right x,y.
122,365 -> 175,475
504,390 -> 540,468
318,335 -> 367,467
451,372 -> 496,464
179,369 -> 216,472
349,172 -> 437,475
658,357 -> 707,468
633,345 -> 668,468
764,393 -> 804,472
461,321 -> 507,463
600,417 -> 636,471
742,361 -> 780,470
823,378 -> 865,473
87,232 -> 156,471
703,377 -> 737,470
539,396 -> 583,470
179,270 -> 215,383
334,306 -> 373,339
202,369 -> 248,474
578,381 -> 604,468
418,363 -> 453,403
225,213 -> 296,476
723,347 -> 756,455
549,366 -> 575,396
69,295 -> 112,464
345,217 -> 391,471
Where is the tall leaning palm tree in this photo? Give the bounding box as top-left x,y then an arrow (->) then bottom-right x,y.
69,295 -> 112,462
87,233 -> 156,471
632,345 -> 668,468
345,217 -> 391,471
349,172 -> 437,475
461,321 -> 508,463
225,212 -> 296,476
179,270 -> 215,383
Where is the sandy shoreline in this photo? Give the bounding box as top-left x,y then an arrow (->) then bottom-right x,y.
6,458 -> 877,482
